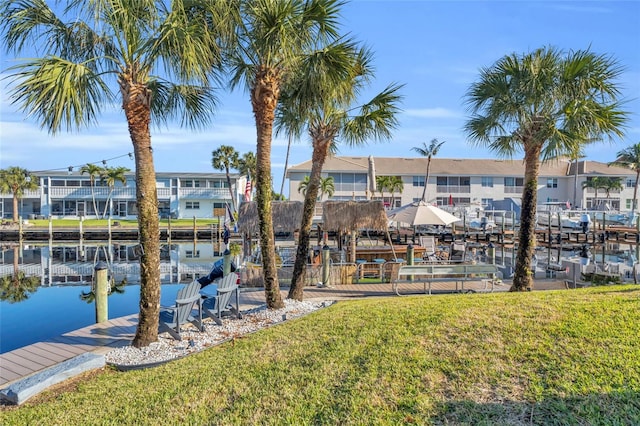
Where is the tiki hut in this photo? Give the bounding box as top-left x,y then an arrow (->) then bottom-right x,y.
322,200 -> 392,263
322,200 -> 388,233
237,201 -> 303,236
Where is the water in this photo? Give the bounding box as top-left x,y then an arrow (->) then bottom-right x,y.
0,241 -> 225,353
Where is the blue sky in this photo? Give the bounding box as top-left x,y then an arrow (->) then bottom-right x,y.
1,0 -> 639,197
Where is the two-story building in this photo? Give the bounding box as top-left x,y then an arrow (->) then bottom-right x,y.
1,171 -> 248,220
286,156 -> 636,213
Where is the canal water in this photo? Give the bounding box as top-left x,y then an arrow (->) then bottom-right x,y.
0,241 -> 225,353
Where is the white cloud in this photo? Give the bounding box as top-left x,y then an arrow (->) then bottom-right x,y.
404,108 -> 461,119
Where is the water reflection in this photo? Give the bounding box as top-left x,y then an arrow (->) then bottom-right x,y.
0,240 -> 225,353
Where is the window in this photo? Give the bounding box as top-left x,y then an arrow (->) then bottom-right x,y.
183,180 -> 201,188
185,250 -> 200,259
186,201 -> 200,209
546,178 -> 558,188
481,198 -> 493,207
504,177 -> 524,187
626,199 -> 636,210
481,177 -> 493,187
627,179 -> 635,188
412,176 -> 425,187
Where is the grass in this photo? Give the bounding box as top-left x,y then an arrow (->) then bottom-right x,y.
2,285 -> 640,425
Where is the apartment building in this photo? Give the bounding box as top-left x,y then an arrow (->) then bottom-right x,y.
0,171 -> 247,220
286,156 -> 637,212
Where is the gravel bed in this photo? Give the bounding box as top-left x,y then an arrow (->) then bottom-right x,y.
105,299 -> 333,369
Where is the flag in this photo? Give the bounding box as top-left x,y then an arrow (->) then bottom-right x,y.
244,175 -> 252,202
565,200 -> 571,209
225,202 -> 234,224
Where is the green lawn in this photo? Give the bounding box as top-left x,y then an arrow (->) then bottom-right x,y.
2,286 -> 639,425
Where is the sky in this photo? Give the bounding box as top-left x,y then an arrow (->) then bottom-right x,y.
1,0 -> 639,198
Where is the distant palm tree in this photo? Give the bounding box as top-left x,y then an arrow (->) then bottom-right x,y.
80,164 -> 104,218
237,151 -> 257,202
0,166 -> 38,223
412,138 -> 445,202
298,176 -> 311,196
318,176 -> 335,201
387,176 -> 404,208
582,176 -> 608,207
100,167 -> 130,219
464,46 -> 627,291
376,175 -> 393,204
212,145 -> 240,215
601,177 -> 623,201
609,143 -> 640,217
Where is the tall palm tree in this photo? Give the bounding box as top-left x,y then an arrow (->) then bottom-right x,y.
79,164 -> 104,218
464,46 -> 628,291
387,176 -> 404,208
100,166 -> 130,219
412,138 -> 445,201
212,145 -> 240,214
229,0 -> 345,308
582,176 -> 607,208
0,166 -> 38,223
1,0 -> 234,346
277,40 -> 403,300
609,143 -> 640,218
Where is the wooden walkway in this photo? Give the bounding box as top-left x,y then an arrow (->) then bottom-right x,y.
0,279 -> 566,389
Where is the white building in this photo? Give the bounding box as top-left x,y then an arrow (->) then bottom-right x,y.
1,171 -> 248,220
286,156 -> 637,212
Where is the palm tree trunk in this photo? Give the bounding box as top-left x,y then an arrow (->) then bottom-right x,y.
511,146 -> 541,291
123,82 -> 161,348
632,171 -> 639,219
289,138 -> 330,300
252,70 -> 284,309
12,194 -> 19,223
280,133 -> 293,198
225,168 -> 237,215
421,158 -> 431,201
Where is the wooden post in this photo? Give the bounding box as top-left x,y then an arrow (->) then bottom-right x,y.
322,245 -> 331,287
94,261 -> 109,323
193,216 -> 197,242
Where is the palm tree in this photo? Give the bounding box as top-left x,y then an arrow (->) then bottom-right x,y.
1,1 -> 235,347
212,145 -> 240,215
229,0 -> 345,309
412,138 -> 445,201
601,177 -> 623,201
79,164 -> 104,218
582,176 -> 607,208
100,166 -> 130,219
318,176 -> 335,201
237,151 -> 257,183
375,175 -> 392,205
0,246 -> 39,303
609,143 -> 640,217
464,46 -> 628,291
0,166 -> 38,223
277,40 -> 403,300
298,175 -> 311,196
387,176 -> 404,208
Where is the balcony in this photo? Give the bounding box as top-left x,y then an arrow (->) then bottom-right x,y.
178,188 -> 230,199
436,185 -> 471,194
505,186 -> 523,194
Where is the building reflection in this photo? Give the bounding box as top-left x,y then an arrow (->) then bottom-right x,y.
0,241 -> 224,289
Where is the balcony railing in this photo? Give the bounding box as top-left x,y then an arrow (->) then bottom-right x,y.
178,188 -> 230,199
436,185 -> 471,193
585,188 -> 621,194
505,186 -> 523,194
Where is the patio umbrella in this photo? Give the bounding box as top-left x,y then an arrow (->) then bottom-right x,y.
387,201 -> 461,226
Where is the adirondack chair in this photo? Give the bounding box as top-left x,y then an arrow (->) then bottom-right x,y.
159,280 -> 203,340
200,272 -> 242,326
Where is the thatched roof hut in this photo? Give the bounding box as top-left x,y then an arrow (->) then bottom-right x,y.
237,201 -> 303,235
322,200 -> 388,232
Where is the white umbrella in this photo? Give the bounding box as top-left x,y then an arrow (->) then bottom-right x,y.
387,201 -> 461,226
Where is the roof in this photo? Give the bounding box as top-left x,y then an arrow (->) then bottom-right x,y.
287,156 -> 635,177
